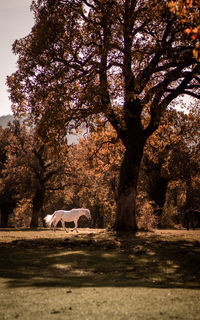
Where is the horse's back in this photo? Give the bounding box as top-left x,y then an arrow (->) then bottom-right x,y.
54,209 -> 78,218
54,210 -> 71,214
54,208 -> 90,220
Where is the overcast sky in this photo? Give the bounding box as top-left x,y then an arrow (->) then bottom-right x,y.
0,0 -> 34,116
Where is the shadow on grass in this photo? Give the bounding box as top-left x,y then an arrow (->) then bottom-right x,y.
0,232 -> 200,290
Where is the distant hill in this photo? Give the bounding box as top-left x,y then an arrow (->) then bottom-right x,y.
0,115 -> 14,128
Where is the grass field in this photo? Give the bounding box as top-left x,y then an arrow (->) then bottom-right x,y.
0,228 -> 200,320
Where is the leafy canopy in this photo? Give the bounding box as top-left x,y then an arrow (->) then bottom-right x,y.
8,0 -> 200,146
169,0 -> 200,61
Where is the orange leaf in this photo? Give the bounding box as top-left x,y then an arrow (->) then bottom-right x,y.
184,28 -> 192,35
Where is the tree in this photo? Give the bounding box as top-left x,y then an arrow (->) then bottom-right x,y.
7,0 -> 200,232
140,106 -> 200,226
163,107 -> 200,213
169,0 -> 200,61
2,120 -> 69,227
66,121 -> 123,227
0,122 -> 33,228
0,126 -> 19,227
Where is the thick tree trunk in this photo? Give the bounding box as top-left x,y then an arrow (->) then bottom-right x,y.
114,139 -> 145,233
116,183 -> 138,232
30,188 -> 45,228
0,199 -> 16,228
0,209 -> 9,228
92,203 -> 104,228
149,175 -> 168,226
185,178 -> 194,211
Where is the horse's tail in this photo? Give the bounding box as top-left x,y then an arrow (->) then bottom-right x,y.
44,213 -> 55,226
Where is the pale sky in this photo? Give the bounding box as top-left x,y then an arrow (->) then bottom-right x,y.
0,0 -> 34,116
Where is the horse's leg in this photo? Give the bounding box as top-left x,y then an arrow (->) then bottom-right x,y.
53,218 -> 59,232
53,220 -> 56,232
50,219 -> 55,231
61,218 -> 68,232
73,220 -> 79,233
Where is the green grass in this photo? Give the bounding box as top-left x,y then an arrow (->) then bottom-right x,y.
0,229 -> 200,319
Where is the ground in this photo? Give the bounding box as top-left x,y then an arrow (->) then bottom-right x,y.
0,228 -> 200,320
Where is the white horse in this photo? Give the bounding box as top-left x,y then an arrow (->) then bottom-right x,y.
44,208 -> 91,232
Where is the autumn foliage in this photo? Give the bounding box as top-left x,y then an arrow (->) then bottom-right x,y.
0,107 -> 199,230
6,0 -> 200,232
169,0 -> 200,61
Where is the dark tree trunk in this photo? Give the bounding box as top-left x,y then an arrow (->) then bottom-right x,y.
149,175 -> 168,226
0,209 -> 9,228
0,199 -> 17,228
114,136 -> 145,233
92,203 -> 104,228
30,188 -> 45,228
185,179 -> 194,211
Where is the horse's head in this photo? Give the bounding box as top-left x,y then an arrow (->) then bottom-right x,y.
84,208 -> 91,220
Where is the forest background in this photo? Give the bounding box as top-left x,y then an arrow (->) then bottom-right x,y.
1,0 -> 200,230
0,103 -> 199,230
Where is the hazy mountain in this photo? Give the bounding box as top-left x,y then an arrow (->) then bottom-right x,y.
0,114 -> 14,128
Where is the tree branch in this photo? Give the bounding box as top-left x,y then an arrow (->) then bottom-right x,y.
88,138 -> 117,160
